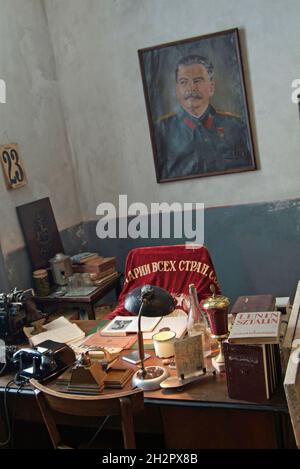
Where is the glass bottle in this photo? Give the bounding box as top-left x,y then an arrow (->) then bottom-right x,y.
187,284 -> 211,361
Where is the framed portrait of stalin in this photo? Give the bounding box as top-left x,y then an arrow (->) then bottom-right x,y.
138,28 -> 257,183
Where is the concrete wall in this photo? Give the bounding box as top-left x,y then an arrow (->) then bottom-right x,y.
85,197 -> 300,305
0,0 -> 299,301
0,0 -> 84,287
43,0 -> 300,301
44,0 -> 300,218
0,0 -> 83,254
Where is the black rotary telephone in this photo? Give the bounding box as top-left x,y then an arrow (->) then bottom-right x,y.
12,341 -> 76,382
12,347 -> 57,381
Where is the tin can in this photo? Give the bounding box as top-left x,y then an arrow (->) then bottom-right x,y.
49,253 -> 73,286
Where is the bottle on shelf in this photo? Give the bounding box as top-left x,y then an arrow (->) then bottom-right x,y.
187,284 -> 211,362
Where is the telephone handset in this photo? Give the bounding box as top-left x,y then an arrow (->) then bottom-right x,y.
13,347 -> 57,380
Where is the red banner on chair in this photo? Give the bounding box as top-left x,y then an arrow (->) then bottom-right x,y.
107,245 -> 220,319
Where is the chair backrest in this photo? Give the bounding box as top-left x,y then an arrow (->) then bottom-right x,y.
30,378 -> 144,449
108,244 -> 220,319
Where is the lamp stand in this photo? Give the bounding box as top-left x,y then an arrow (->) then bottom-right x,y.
131,295 -> 169,391
132,366 -> 169,391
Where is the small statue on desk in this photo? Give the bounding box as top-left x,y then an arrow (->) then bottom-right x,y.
24,296 -> 48,336
30,318 -> 47,335
76,351 -> 92,367
68,351 -> 106,393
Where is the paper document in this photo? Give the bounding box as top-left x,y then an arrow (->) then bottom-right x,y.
143,315 -> 187,340
82,331 -> 137,349
23,316 -> 85,346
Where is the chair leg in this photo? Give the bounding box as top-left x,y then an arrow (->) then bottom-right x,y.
35,390 -> 63,449
119,397 -> 136,449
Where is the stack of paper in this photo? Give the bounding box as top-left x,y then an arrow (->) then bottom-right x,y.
23,316 -> 85,347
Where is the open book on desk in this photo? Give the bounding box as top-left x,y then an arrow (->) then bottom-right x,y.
100,315 -> 161,337
23,316 -> 85,347
100,313 -> 188,339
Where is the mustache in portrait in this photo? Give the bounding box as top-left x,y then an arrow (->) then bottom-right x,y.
184,92 -> 202,100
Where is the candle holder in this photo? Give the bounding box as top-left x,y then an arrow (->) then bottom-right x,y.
200,285 -> 230,372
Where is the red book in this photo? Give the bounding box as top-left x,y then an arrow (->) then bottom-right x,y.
223,341 -> 270,402
230,294 -> 276,316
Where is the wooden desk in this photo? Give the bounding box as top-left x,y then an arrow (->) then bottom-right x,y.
35,274 -> 122,319
0,320 -> 295,449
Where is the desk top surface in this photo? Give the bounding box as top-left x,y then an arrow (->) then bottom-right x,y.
0,319 -> 288,412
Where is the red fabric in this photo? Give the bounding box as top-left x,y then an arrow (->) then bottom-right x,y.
107,244 -> 220,320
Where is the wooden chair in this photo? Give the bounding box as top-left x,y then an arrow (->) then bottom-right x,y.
30,378 -> 144,449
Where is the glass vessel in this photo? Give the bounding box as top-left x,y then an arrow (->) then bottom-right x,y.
187,284 -> 211,361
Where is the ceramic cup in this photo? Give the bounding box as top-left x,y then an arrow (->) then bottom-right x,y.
152,330 -> 176,359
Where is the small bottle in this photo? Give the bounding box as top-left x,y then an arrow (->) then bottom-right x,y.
187,284 -> 211,361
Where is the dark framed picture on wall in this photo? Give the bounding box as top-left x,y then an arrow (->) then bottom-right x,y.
16,197 -> 64,270
138,28 -> 257,183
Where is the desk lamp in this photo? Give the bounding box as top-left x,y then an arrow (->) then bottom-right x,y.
124,285 -> 175,391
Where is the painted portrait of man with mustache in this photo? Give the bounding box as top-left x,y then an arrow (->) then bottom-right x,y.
154,54 -> 253,181
175,57 -> 215,118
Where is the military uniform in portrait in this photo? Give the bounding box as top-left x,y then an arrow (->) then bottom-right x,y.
155,104 -> 252,181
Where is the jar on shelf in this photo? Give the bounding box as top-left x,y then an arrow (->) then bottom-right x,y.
33,269 -> 50,297
82,273 -> 94,286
